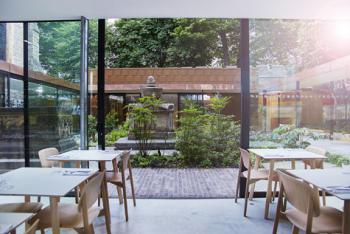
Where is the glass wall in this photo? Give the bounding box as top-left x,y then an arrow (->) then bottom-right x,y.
98,18 -> 241,169
0,23 -> 24,170
28,22 -> 81,166
249,19 -> 350,164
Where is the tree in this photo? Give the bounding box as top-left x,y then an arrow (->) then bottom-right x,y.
106,18 -> 240,68
38,22 -> 81,82
106,19 -> 176,68
37,21 -> 98,82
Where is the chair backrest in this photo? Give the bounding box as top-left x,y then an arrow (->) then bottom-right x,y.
120,149 -> 132,172
25,219 -> 39,234
38,147 -> 59,167
239,148 -> 252,169
278,170 -> 320,217
305,146 -> 326,156
79,172 -> 105,210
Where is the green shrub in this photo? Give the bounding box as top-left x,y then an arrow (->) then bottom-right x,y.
270,124 -> 319,148
131,152 -> 185,168
105,122 -> 128,146
88,114 -> 97,146
325,153 -> 350,167
175,96 -> 240,168
127,96 -> 162,156
105,110 -> 120,133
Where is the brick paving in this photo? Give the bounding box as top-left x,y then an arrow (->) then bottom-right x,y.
108,168 -> 238,199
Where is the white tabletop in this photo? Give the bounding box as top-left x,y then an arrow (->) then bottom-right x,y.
248,148 -> 326,160
0,212 -> 34,234
287,168 -> 350,200
48,150 -> 120,162
0,167 -> 98,197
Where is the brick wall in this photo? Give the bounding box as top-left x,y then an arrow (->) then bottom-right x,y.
90,67 -> 241,93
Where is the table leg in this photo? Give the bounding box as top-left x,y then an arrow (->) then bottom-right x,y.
264,160 -> 275,219
249,156 -> 261,200
50,196 -> 60,234
99,161 -> 111,234
291,160 -> 296,169
343,200 -> 350,234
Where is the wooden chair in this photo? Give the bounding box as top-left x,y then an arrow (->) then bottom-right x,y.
303,146 -> 326,169
0,202 -> 42,213
273,169 -> 342,234
35,172 -> 107,234
303,145 -> 327,206
24,219 -> 39,234
235,148 -> 278,217
106,149 -> 136,221
38,147 -> 60,168
38,147 -> 80,203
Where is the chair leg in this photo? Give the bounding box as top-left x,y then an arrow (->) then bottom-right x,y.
40,229 -> 45,234
117,186 -> 123,204
88,224 -> 95,234
235,175 -> 240,203
322,190 -> 326,206
243,180 -> 250,217
292,225 -> 299,234
75,187 -> 79,204
272,181 -> 278,202
122,184 -> 129,221
304,163 -> 307,169
130,176 -> 136,207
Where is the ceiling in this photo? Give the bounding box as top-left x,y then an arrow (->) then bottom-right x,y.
1,0 -> 350,21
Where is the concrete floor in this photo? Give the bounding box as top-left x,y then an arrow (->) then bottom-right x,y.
1,196 -> 294,234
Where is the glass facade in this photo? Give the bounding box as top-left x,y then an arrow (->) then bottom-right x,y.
249,19 -> 350,161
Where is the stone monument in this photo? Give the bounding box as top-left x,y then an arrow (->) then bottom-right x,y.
115,76 -> 175,150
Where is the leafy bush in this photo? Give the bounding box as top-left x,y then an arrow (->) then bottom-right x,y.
325,153 -> 350,167
105,110 -> 120,133
270,124 -> 319,148
127,96 -> 162,156
105,122 -> 128,146
131,152 -> 186,168
175,101 -> 209,167
88,114 -> 97,145
175,96 -> 240,167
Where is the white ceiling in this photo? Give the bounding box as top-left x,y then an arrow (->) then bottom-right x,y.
1,0 -> 350,21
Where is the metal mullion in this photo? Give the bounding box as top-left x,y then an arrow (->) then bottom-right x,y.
97,19 -> 105,150
239,19 -> 250,198
23,22 -> 29,167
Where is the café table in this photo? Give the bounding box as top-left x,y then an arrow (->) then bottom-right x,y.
48,150 -> 121,227
248,148 -> 326,219
0,167 -> 97,234
287,168 -> 350,234
0,212 -> 34,234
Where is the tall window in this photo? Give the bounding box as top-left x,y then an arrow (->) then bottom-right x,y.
28,22 -> 81,165
0,23 -> 24,170
249,19 -> 350,167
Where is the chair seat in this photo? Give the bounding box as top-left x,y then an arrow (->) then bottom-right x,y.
242,169 -> 278,182
106,171 -> 123,186
285,206 -> 342,233
0,202 -> 43,213
36,203 -> 101,229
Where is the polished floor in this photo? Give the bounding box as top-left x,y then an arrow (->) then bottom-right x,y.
2,196 -> 294,234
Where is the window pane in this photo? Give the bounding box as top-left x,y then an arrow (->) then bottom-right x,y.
28,22 -> 81,166
249,20 -> 350,190
0,23 -> 24,170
